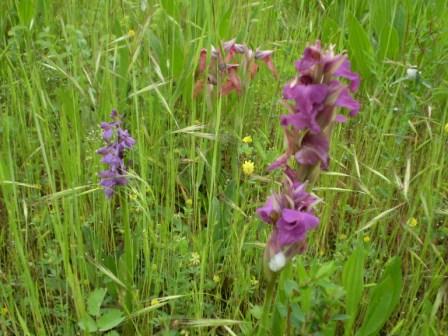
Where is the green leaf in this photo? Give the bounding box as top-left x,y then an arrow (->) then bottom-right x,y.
97,309 -> 125,332
284,279 -> 299,296
250,305 -> 263,320
105,331 -> 121,336
357,257 -> 403,336
377,25 -> 399,62
347,13 -> 374,79
316,261 -> 335,279
78,314 -> 98,332
87,288 -> 107,317
342,248 -> 365,333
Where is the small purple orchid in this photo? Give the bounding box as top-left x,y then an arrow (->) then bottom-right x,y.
97,110 -> 135,198
257,41 -> 360,275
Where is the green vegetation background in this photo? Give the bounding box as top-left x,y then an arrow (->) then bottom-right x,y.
0,0 -> 447,335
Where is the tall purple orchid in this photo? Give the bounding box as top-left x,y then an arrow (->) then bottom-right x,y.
257,41 -> 360,276
97,110 -> 135,198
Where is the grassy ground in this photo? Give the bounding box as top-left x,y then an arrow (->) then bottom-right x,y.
0,0 -> 447,335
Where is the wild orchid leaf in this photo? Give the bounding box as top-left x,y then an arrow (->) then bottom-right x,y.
342,248 -> 365,334
97,309 -> 125,332
357,257 -> 403,336
87,288 -> 107,317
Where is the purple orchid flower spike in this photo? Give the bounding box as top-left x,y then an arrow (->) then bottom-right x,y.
96,110 -> 135,198
257,174 -> 319,274
269,41 -> 361,174
257,41 -> 361,278
193,39 -> 277,97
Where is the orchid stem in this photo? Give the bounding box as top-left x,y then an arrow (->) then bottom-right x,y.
257,278 -> 277,336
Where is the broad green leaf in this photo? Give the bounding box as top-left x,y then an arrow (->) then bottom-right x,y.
342,247 -> 365,333
316,261 -> 335,279
347,13 -> 374,79
87,288 -> 107,317
284,279 -> 299,296
78,314 -> 98,332
357,257 -> 403,336
16,0 -> 37,28
250,305 -> 263,320
97,309 -> 125,332
218,6 -> 232,37
377,25 -> 399,62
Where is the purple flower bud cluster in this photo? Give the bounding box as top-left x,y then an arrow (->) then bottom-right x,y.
97,110 -> 135,198
270,40 -> 360,173
257,42 -> 361,274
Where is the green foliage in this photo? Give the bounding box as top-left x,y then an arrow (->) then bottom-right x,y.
357,257 -> 403,336
342,248 -> 365,334
0,0 -> 447,335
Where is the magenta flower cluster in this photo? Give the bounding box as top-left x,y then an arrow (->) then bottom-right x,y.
97,110 -> 135,198
257,41 -> 361,273
194,38 -> 278,97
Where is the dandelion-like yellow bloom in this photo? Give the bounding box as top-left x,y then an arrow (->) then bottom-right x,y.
151,298 -> 160,306
408,217 -> 418,227
190,252 -> 200,265
213,274 -> 220,283
242,135 -> 253,144
363,235 -> 371,243
242,160 -> 255,176
186,199 -> 193,207
444,123 -> 448,134
128,29 -> 136,38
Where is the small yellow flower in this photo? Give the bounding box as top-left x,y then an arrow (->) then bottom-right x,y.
242,160 -> 255,176
213,274 -> 220,283
408,217 -> 418,227
250,276 -> 259,287
128,29 -> 136,38
151,298 -> 160,306
190,252 -> 200,266
339,233 -> 347,240
242,135 -> 253,144
363,235 -> 371,243
186,199 -> 193,207
444,123 -> 448,134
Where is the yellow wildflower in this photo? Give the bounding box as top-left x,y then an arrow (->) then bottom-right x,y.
213,274 -> 220,283
128,29 -> 136,38
151,298 -> 160,306
408,217 -> 418,227
363,235 -> 371,243
242,135 -> 253,144
186,199 -> 193,207
242,160 -> 255,176
250,276 -> 259,287
190,252 -> 200,266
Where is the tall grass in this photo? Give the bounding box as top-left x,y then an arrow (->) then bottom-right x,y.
0,0 -> 447,335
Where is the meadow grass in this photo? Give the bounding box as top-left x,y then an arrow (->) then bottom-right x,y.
0,0 -> 447,335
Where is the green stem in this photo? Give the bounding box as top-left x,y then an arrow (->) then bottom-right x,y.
257,279 -> 277,336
